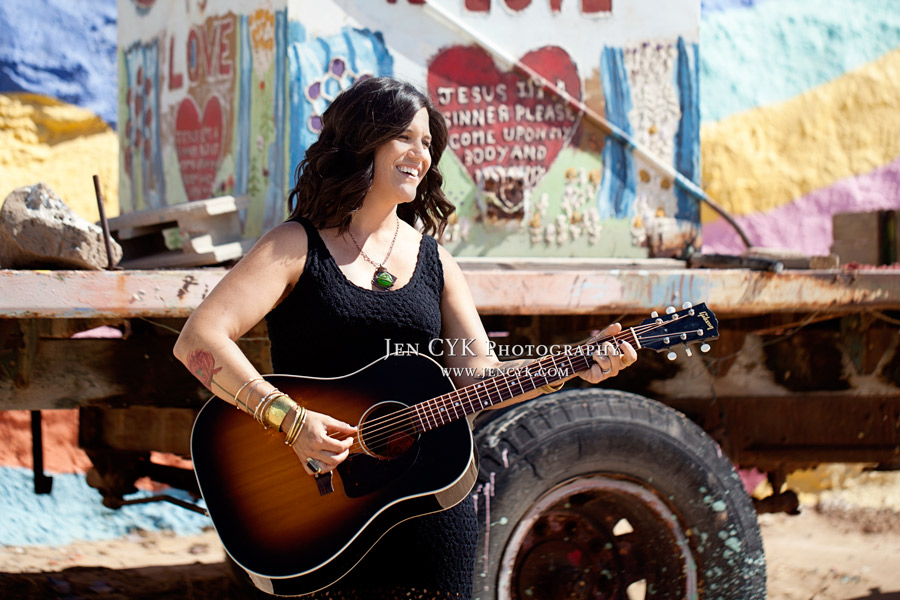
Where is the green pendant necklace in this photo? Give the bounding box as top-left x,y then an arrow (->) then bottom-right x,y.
348,217 -> 400,290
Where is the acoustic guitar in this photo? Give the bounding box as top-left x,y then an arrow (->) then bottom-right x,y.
191,303 -> 718,596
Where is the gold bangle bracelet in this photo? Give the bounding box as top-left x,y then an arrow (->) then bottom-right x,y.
540,381 -> 565,394
254,389 -> 281,424
234,377 -> 264,410
284,406 -> 307,446
283,406 -> 300,445
244,380 -> 268,412
264,394 -> 297,430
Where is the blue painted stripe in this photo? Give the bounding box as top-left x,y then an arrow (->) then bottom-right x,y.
701,0 -> 900,123
234,15 -> 252,201
263,10 -> 289,231
122,40 -> 164,210
674,38 -> 701,222
597,47 -> 636,219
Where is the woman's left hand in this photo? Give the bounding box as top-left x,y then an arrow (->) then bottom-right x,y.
579,322 -> 637,384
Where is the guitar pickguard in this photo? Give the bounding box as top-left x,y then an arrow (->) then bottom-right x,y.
338,444 -> 419,498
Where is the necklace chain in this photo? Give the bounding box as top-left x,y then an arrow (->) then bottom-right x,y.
347,216 -> 400,271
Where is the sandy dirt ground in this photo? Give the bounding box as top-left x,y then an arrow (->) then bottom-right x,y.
1,501 -> 899,599
1,410 -> 898,599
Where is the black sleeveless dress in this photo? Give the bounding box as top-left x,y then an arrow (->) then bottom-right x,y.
264,217 -> 478,600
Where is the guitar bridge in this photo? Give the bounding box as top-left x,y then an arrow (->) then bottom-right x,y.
315,472 -> 334,496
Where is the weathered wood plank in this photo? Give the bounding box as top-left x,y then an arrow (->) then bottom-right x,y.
1,266 -> 899,319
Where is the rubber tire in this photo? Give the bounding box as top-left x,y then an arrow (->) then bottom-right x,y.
472,389 -> 766,600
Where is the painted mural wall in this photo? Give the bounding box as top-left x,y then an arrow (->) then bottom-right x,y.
699,0 -> 900,257
117,0 -> 292,237
116,0 -> 701,252
286,0 -> 702,257
5,1 -> 899,260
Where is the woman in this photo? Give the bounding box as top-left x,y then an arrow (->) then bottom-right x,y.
174,77 -> 636,599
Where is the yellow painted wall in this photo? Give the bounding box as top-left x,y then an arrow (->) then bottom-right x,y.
0,93 -> 119,222
700,47 -> 900,222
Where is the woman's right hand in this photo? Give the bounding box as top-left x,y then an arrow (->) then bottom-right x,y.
289,410 -> 357,476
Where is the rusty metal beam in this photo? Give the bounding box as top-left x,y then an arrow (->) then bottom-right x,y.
0,336 -> 206,410
2,266 -> 899,318
80,406 -> 197,455
666,393 -> 900,470
463,266 -> 900,315
0,321 -> 271,411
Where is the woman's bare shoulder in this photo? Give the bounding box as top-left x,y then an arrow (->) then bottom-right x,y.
435,240 -> 464,278
250,221 -> 308,258
230,221 -> 310,284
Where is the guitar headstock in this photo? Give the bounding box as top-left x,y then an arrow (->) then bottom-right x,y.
635,303 -> 719,357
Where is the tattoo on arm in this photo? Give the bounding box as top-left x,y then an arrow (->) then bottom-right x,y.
187,348 -> 223,391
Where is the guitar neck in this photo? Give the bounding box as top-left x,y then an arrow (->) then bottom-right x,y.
413,330 -> 639,433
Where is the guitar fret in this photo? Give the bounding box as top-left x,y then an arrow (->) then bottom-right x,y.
466,385 -> 478,413
459,386 -> 471,415
629,327 -> 641,349
431,398 -> 441,428
526,366 -> 538,394
485,379 -> 496,408
419,334 -> 650,433
495,378 -> 504,406
425,398 -> 439,431
435,397 -> 446,427
413,403 -> 428,432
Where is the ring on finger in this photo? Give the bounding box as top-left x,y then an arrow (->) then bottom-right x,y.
306,457 -> 322,475
599,356 -> 612,375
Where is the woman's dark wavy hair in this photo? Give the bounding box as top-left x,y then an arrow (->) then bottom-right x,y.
287,77 -> 454,236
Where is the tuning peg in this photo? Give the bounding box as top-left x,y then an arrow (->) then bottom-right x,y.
700,343 -> 711,353
682,302 -> 693,309
666,306 -> 676,315
666,351 -> 677,361
685,346 -> 693,357
650,310 -> 659,319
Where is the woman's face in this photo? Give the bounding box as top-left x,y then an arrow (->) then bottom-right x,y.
369,107 -> 432,205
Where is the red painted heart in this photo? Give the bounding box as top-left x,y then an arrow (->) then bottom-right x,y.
428,45 -> 581,190
175,95 -> 223,202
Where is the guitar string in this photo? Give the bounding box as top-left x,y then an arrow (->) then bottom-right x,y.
324,320 -> 698,454
331,339 -> 604,455
340,322 -> 703,454
328,320 -> 694,454
348,350 -> 584,452
344,327 -> 709,454
339,326 -> 643,451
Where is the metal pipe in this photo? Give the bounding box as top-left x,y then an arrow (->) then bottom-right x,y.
93,174 -> 117,270
30,411 -> 53,494
421,0 -> 755,250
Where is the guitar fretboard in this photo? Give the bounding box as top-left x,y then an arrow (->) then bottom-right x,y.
411,331 -> 637,433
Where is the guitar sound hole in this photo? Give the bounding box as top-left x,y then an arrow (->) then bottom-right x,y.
359,400 -> 418,460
